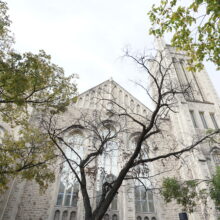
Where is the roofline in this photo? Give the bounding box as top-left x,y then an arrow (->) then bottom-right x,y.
78,78 -> 152,113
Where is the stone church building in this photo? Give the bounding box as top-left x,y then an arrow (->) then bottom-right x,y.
0,41 -> 220,220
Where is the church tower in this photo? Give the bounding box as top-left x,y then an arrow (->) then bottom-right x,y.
155,38 -> 220,220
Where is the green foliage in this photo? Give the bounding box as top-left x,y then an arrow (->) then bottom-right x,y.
0,1 -> 77,124
148,0 -> 220,71
162,177 -> 203,212
0,122 -> 57,192
162,168 -> 220,213
210,166 -> 220,209
0,1 -> 77,191
0,49 -> 77,124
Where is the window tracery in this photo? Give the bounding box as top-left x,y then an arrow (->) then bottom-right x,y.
55,131 -> 84,219
130,136 -> 155,216
96,124 -> 119,214
99,124 -> 118,176
135,186 -> 154,213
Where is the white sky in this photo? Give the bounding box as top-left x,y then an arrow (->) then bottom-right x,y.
5,0 -> 220,107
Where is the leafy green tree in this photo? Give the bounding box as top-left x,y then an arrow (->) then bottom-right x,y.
162,166 -> 220,213
148,0 -> 220,71
0,1 -> 77,191
210,166 -> 220,209
162,178 -> 203,213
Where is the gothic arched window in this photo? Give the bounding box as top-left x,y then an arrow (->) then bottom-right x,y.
54,210 -> 60,220
136,105 -> 140,114
104,214 -> 110,220
99,124 -> 118,175
131,136 -> 155,214
56,131 -> 83,207
96,174 -> 118,211
70,211 -> 76,220
130,136 -> 149,161
112,214 -> 118,220
130,99 -> 134,110
62,210 -> 68,220
211,147 -> 220,166
96,123 -> 119,212
62,131 -> 84,182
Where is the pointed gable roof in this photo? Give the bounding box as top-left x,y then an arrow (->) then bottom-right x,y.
74,78 -> 151,115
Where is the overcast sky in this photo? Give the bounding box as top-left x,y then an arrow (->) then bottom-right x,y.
5,0 -> 220,106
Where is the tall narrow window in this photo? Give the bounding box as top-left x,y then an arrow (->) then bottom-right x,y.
54,210 -> 60,220
131,137 -> 154,214
62,211 -> 68,220
136,105 -> 140,114
210,113 -> 219,129
90,90 -> 96,108
112,214 -> 118,220
56,182 -> 65,206
102,140 -> 118,175
212,150 -> 220,165
173,58 -> 187,87
104,214 -> 109,220
135,186 -> 155,213
189,110 -> 198,128
111,194 -> 118,210
180,60 -> 195,100
96,124 -> 118,211
173,58 -> 193,100
70,211 -> 76,220
125,94 -> 128,106
199,112 -> 208,129
130,99 -> 135,110
0,126 -> 5,144
96,174 -> 118,211
99,125 -> 118,175
119,90 -> 123,103
56,132 -> 83,208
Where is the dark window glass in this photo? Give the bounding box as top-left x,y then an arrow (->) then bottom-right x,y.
213,151 -> 220,165
112,214 -> 118,220
104,214 -> 109,220
111,195 -> 118,210
70,211 -> 76,220
199,112 -> 208,129
210,113 -> 219,129
62,211 -> 68,220
189,110 -> 198,128
54,210 -> 60,220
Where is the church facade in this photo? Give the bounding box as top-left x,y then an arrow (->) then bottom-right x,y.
0,42 -> 220,220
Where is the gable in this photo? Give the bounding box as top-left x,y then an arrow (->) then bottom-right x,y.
74,79 -> 151,116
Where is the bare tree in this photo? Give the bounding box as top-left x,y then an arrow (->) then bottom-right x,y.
37,49 -> 219,220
